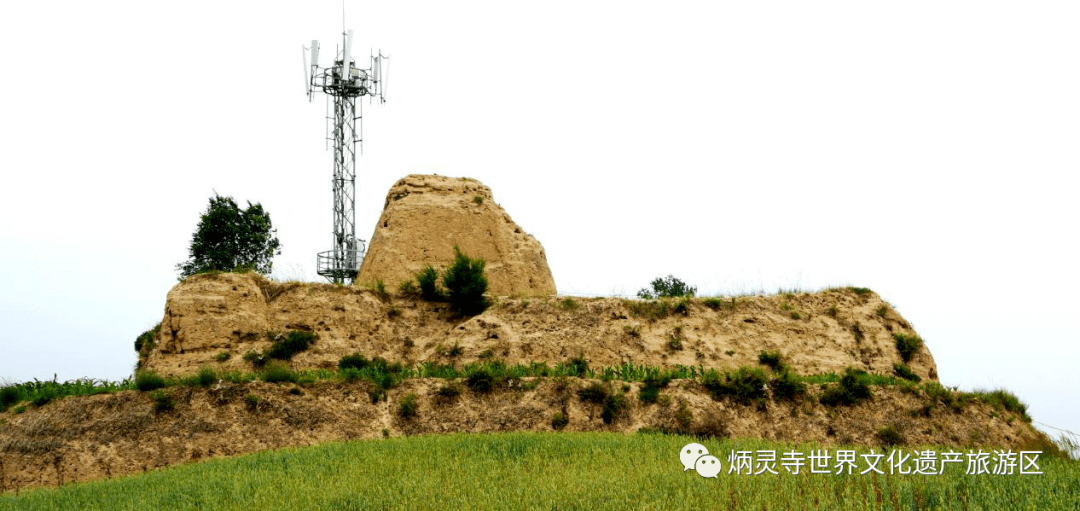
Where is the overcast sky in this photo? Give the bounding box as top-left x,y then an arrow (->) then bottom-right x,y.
1,1 -> 1077,444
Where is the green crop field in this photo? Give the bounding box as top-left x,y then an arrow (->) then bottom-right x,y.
2,432 -> 1077,510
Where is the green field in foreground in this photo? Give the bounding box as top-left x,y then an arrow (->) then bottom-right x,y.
2,432 -> 1077,510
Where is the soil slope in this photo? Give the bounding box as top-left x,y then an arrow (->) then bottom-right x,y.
0,378 -> 1041,492
144,273 -> 937,382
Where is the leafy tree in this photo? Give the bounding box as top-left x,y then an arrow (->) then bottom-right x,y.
442,246 -> 489,316
637,275 -> 696,299
176,194 -> 281,278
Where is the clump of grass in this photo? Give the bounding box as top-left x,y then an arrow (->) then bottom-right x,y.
893,363 -> 921,382
673,297 -> 691,316
215,352 -> 231,363
551,411 -> 569,430
893,332 -> 922,363
151,390 -> 175,413
827,304 -> 839,317
244,393 -> 260,411
790,312 -> 801,320
447,342 -> 465,357
397,280 -> 419,297
135,370 -> 167,392
622,325 -> 641,337
626,299 -> 672,321
266,331 -> 315,361
477,348 -> 494,359
701,298 -> 723,310
577,382 -> 607,404
577,383 -> 628,424
849,287 -> 872,295
701,367 -> 768,407
472,195 -> 484,205
974,389 -> 1031,422
260,362 -> 298,384
877,424 -> 904,446
194,366 -> 218,387
31,387 -> 58,407
398,393 -> 419,419
819,367 -> 873,406
876,304 -> 888,317
558,297 -> 580,311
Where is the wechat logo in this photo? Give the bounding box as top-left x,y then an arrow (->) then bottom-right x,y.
680,443 -> 721,478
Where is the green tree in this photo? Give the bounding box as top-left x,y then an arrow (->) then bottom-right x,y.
637,275 -> 696,299
176,194 -> 281,278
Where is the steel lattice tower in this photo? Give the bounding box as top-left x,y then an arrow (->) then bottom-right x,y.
304,30 -> 387,284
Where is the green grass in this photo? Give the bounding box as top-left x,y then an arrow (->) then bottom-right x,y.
2,432 -> 1076,510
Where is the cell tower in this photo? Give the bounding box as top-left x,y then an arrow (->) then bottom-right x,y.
303,30 -> 387,284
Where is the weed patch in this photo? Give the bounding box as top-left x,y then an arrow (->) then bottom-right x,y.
893,333 -> 922,363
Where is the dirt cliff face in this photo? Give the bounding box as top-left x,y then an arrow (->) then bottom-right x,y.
356,174 -> 556,296
145,273 -> 937,382
0,378 -> 1043,492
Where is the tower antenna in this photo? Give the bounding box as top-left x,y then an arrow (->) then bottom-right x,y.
304,27 -> 390,284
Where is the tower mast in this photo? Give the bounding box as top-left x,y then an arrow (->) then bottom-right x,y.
304,30 -> 387,284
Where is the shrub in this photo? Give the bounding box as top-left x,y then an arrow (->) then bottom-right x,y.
673,297 -> 691,316
790,312 -> 801,320
893,333 -> 922,363
135,370 -> 167,392
758,351 -> 785,371
819,368 -> 873,406
551,411 -> 569,430
244,393 -> 260,410
639,372 -> 671,404
31,387 -> 57,407
134,323 -> 160,353
577,382 -> 607,404
435,383 -> 461,401
876,304 -> 888,317
339,353 -> 370,371
600,392 -> 626,424
566,354 -> 589,378
637,275 -> 696,299
770,370 -> 807,402
893,363 -> 921,382
701,367 -> 768,406
638,385 -> 661,404
416,265 -> 445,301
195,366 -> 218,387
151,390 -> 175,413
260,362 -> 298,383
442,246 -> 489,316
266,331 -> 314,361
877,425 -> 904,446
466,367 -> 496,393
398,393 -> 419,419
243,350 -> 269,368
0,386 -> 24,412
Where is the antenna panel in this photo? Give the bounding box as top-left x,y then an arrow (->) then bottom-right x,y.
310,40 -> 320,67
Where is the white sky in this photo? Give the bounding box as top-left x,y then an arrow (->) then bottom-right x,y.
1,1 -> 1077,442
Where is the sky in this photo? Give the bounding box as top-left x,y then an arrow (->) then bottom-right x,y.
1,1 -> 1077,445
